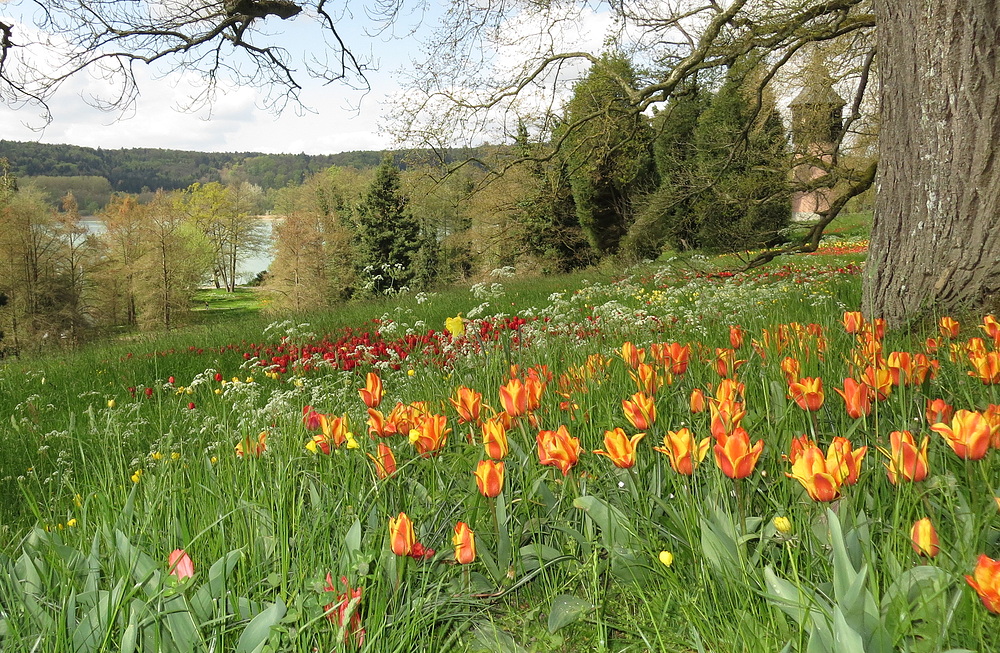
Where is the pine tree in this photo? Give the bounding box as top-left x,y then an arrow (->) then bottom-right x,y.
353,156 -> 421,295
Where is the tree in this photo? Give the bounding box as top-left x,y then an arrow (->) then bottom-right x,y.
352,156 -> 421,295
558,54 -> 655,256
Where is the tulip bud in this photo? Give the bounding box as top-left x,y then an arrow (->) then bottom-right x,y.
773,516 -> 792,535
910,518 -> 939,558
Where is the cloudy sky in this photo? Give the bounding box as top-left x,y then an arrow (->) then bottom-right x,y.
0,3 -> 611,156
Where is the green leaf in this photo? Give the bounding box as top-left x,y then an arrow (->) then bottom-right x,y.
345,518 -> 362,554
573,495 -> 637,549
832,606 -> 865,653
546,594 -> 593,634
235,598 -> 286,653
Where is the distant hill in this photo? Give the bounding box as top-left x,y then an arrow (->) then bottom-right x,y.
0,140 -> 389,194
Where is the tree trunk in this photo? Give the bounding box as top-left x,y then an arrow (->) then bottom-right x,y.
865,1 -> 1000,326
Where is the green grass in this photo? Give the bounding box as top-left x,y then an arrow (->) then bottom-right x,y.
1,248 -> 998,652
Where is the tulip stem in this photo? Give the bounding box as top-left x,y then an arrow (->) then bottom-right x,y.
734,478 -> 746,537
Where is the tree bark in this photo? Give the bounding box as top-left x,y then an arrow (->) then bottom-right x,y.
866,0 -> 1000,326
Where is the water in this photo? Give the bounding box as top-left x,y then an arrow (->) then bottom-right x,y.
81,218 -> 276,284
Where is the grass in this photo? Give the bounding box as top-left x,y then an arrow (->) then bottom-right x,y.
1,236 -> 999,652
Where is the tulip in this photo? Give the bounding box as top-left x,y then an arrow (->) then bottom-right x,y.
388,401 -> 427,435
499,378 -> 528,417
910,518 -> 939,558
323,574 -> 365,647
842,311 -> 864,334
302,405 -> 323,431
713,431 -> 764,479
930,409 -> 992,460
453,522 -> 476,564
630,363 -> 663,395
622,392 -> 656,430
367,409 -> 390,437
714,378 -> 745,403
524,376 -> 545,412
445,313 -> 465,337
714,348 -> 746,377
306,433 -> 331,455
925,398 -> 954,426
886,351 -> 916,386
729,324 -> 745,349
388,512 -> 415,557
939,316 -> 960,338
689,388 -> 706,413
985,404 -> 1000,449
481,418 -> 510,459
827,436 -> 867,486
367,443 -> 397,479
474,460 -> 505,497
968,351 -> 1000,384
788,377 -> 824,411
834,378 -> 872,418
593,428 -> 645,468
709,399 -> 746,441
773,516 -> 792,534
620,341 -> 645,369
654,428 -> 710,476
965,555 -> 1000,614
235,431 -> 268,458
320,413 -> 351,448
786,445 -> 841,501
664,342 -> 691,375
409,414 -> 451,457
882,430 -> 930,484
168,549 -> 195,581
780,356 -> 801,384
537,425 -> 581,475
787,434 -> 816,463
979,315 -> 1000,345
449,386 -> 483,425
358,372 -> 383,409
860,365 -> 892,400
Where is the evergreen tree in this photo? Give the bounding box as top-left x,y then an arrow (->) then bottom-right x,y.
689,64 -> 790,251
353,156 -> 421,295
559,54 -> 656,256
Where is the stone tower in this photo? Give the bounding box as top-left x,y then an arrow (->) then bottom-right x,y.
789,72 -> 845,222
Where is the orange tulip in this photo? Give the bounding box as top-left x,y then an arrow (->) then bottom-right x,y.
788,376 -> 824,411
622,392 -> 656,430
713,431 -> 764,479
834,378 -> 872,419
860,365 -> 892,400
979,315 -> 1000,346
729,325 -> 745,349
968,351 -> 1000,384
654,428 -> 710,475
886,351 -> 916,386
367,408 -> 389,437
985,404 -> 1000,449
882,430 -> 930,484
593,428 -> 645,468
537,425 -> 581,475
827,436 -> 867,486
689,388 -> 706,413
939,316 -> 960,338
620,341 -> 645,369
453,522 -> 476,565
842,311 -> 864,334
481,418 -> 510,459
912,353 -> 938,384
499,378 -> 528,417
409,414 -> 451,457
787,434 -> 816,463
318,414 -> 351,448
930,409 -> 992,460
714,348 -> 746,377
780,357 -> 801,384
630,363 -> 664,395
786,445 -> 842,502
965,555 -> 1000,614
235,431 -> 268,458
925,398 -> 954,426
367,443 -> 397,479
714,378 -> 745,403
359,372 -> 383,409
474,460 -> 505,497
388,512 -> 415,557
709,398 -> 747,441
910,518 -> 939,558
664,342 -> 691,375
449,387 -> 483,425
524,376 -> 545,412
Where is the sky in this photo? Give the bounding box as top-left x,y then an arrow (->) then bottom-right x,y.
0,2 -> 612,156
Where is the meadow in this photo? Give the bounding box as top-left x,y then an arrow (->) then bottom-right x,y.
1,234 -> 998,652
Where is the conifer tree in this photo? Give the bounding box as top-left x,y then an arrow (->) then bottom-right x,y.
353,156 -> 421,295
